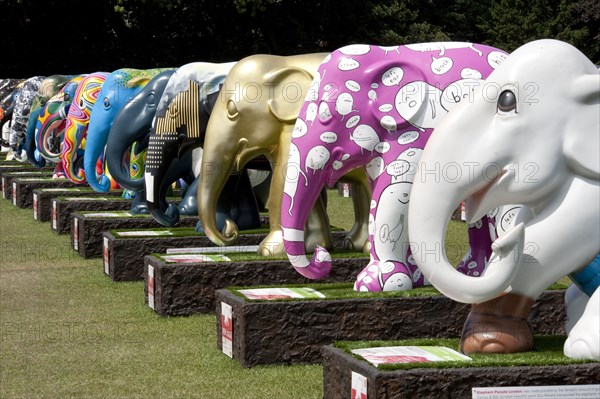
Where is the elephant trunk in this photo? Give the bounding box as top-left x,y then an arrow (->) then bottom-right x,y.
105,125 -> 148,192
145,133 -> 183,226
197,141 -> 240,246
83,125 -> 112,192
24,108 -> 46,167
61,120 -> 87,183
408,157 -> 524,304
281,168 -> 332,279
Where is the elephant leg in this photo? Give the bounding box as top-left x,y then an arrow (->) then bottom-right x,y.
564,286 -> 600,361
130,190 -> 150,215
354,177 -> 417,292
229,170 -> 261,231
343,182 -> 371,253
178,177 -> 199,216
460,293 -> 534,355
337,168 -> 371,253
196,173 -> 261,234
304,188 -> 334,253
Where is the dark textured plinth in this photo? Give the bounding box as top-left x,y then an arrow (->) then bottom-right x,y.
214,289 -> 566,367
103,229 -> 262,282
11,178 -> 81,208
50,197 -> 133,234
322,345 -> 599,399
71,213 -> 200,259
1,170 -> 54,199
104,229 -> 348,282
144,252 -> 367,317
33,188 -> 124,222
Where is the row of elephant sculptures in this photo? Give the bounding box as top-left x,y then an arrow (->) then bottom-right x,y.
1,39 -> 598,362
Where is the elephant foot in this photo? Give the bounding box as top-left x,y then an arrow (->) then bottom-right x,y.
178,204 -> 198,216
130,204 -> 150,215
563,287 -> 600,361
460,293 -> 534,355
258,229 -> 285,258
354,260 -> 415,292
342,228 -> 369,253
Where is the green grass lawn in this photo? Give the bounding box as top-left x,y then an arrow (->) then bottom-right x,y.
0,188 -> 569,398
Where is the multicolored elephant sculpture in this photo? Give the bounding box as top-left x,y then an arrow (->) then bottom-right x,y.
143,62 -> 240,227
8,75 -> 45,160
35,75 -> 85,164
0,80 -> 24,154
281,42 -> 507,287
61,72 -> 108,183
23,74 -> 73,167
197,53 -> 372,257
407,39 -> 599,360
83,67 -> 173,192
104,69 -> 176,213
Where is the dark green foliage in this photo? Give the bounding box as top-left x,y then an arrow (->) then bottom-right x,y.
1,0 -> 598,77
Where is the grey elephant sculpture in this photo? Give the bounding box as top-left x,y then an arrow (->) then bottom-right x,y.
141,61 -> 266,232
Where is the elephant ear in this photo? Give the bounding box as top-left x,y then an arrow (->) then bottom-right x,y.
265,67 -> 314,123
564,73 -> 600,181
203,85 -> 222,116
126,75 -> 152,88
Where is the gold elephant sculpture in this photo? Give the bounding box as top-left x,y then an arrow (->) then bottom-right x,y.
197,53 -> 371,256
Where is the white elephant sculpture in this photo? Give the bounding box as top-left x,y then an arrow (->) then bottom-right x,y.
408,39 -> 599,360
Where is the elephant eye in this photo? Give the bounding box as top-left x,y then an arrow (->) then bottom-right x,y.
497,90 -> 517,115
147,92 -> 156,107
79,98 -> 85,108
103,97 -> 111,109
227,100 -> 239,119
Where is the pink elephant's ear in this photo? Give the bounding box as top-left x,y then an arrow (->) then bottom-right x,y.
564,73 -> 600,181
265,67 -> 315,123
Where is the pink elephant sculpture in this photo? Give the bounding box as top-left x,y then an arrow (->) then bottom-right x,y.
282,42 -> 508,291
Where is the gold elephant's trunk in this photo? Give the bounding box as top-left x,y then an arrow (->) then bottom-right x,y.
197,138 -> 240,246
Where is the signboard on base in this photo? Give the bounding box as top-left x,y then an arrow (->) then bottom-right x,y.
351,371 -> 367,399
221,302 -> 233,358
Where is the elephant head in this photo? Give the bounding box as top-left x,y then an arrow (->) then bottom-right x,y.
144,62 -> 236,226
83,68 -> 173,192
24,74 -> 72,167
0,83 -> 23,151
0,78 -> 24,124
281,43 -> 506,282
35,75 -> 85,163
61,72 -> 108,183
8,75 -> 45,160
197,53 -> 330,254
407,39 -> 600,304
104,69 -> 175,192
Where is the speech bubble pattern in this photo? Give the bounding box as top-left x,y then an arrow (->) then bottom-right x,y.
283,42 -> 508,292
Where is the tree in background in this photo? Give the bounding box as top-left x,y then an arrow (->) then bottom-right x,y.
479,0 -> 599,60
1,0 -> 598,77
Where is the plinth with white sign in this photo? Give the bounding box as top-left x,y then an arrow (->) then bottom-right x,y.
143,248 -> 367,317
33,188 -> 123,221
322,338 -> 599,399
1,170 -> 54,199
50,197 -> 133,234
71,212 -> 199,258
11,177 -> 80,208
214,286 -> 567,367
102,226 -> 276,281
